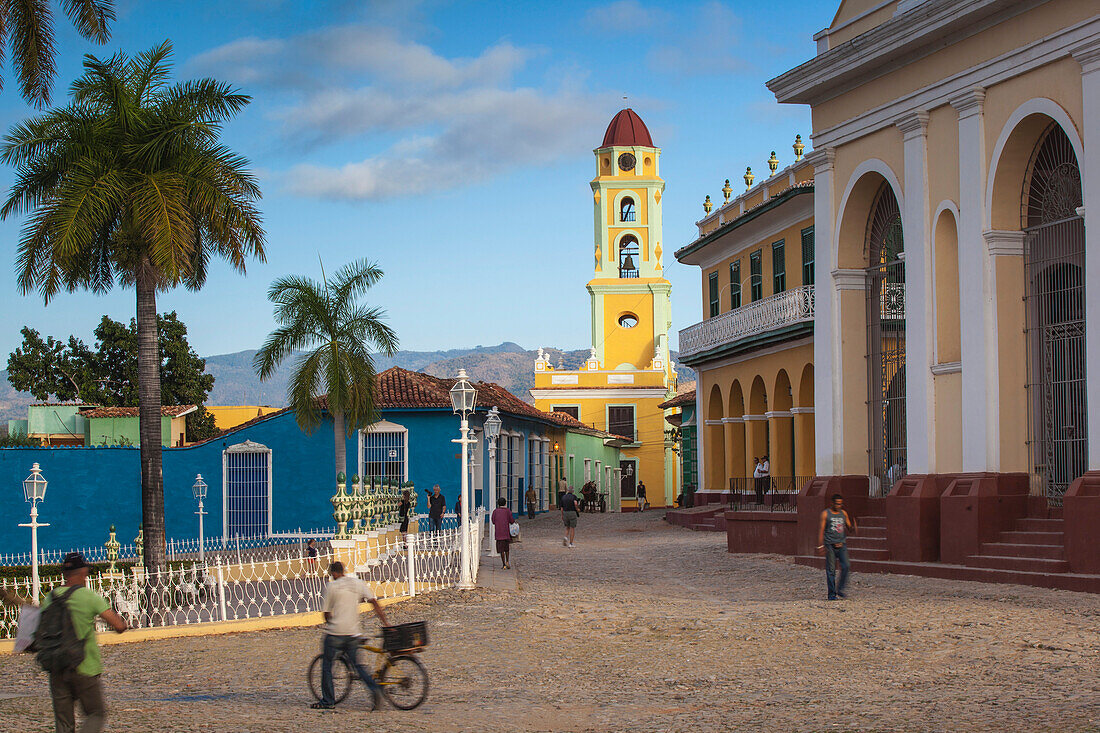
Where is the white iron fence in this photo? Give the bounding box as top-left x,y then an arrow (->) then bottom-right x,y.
1,511 -> 483,640
678,284 -> 815,360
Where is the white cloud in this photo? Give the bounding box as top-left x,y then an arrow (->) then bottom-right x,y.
648,2 -> 750,76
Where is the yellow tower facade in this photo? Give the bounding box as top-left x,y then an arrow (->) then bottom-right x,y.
532,109 -> 676,509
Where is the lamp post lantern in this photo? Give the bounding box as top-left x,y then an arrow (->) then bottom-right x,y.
20,463 -> 49,602
192,474 -> 208,563
449,369 -> 478,589
483,406 -> 502,557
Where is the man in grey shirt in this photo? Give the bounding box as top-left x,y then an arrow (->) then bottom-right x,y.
311,561 -> 390,710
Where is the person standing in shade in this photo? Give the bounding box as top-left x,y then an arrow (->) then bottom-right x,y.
759,455 -> 771,504
490,497 -> 515,569
398,490 -> 411,536
426,484 -> 446,532
636,480 -> 647,511
817,493 -> 857,600
311,561 -> 389,710
39,552 -> 128,733
752,457 -> 764,504
524,485 -> 537,519
560,485 -> 580,547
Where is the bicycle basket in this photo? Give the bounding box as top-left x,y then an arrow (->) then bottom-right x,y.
382,621 -> 429,651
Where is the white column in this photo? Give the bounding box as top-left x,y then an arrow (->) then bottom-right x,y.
805,148 -> 837,476
694,384 -> 705,488
1073,41 -> 1100,469
950,87 -> 995,471
896,111 -> 934,474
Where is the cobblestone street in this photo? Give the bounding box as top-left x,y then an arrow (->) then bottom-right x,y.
3,510 -> 1099,732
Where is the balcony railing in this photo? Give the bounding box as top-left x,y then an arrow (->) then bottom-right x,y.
619,268 -> 639,278
679,284 -> 814,360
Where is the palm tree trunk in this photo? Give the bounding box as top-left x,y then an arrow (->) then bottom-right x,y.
333,409 -> 347,482
136,262 -> 166,574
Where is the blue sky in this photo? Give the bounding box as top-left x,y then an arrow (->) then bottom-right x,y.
0,0 -> 834,359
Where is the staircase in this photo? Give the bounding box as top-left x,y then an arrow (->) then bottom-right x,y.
846,514 -> 890,561
965,516 -> 1069,573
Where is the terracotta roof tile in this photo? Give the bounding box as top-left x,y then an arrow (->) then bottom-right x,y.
659,388 -> 696,410
84,405 -> 196,419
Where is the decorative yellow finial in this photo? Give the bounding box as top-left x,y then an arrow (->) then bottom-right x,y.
721,179 -> 732,203
743,167 -> 754,190
703,195 -> 713,214
768,151 -> 779,173
793,134 -> 805,161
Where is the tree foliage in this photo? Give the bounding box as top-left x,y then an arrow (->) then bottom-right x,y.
254,259 -> 398,480
6,312 -> 219,440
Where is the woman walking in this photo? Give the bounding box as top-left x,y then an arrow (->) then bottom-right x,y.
398,490 -> 412,537
490,497 -> 515,569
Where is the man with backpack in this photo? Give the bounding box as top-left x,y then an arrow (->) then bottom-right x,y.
37,552 -> 127,733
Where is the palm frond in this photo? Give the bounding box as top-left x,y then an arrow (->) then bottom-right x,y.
9,0 -> 56,107
59,0 -> 112,43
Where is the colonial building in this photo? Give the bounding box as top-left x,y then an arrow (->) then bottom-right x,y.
532,109 -> 677,509
743,0 -> 1100,586
675,148 -> 816,505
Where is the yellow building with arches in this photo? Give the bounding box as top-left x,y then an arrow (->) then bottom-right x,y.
676,149 -> 818,503
532,109 -> 677,509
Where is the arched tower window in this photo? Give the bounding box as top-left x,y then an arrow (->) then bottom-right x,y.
620,197 -> 636,222
865,182 -> 905,494
619,236 -> 639,278
1023,123 -> 1086,504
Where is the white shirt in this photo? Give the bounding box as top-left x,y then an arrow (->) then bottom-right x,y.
322,575 -> 376,636
753,463 -> 762,478
760,460 -> 770,476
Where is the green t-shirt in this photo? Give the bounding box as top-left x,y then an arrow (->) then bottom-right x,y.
40,585 -> 110,676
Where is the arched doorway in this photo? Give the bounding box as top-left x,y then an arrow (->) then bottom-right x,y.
865,183 -> 906,494
1023,123 -> 1086,504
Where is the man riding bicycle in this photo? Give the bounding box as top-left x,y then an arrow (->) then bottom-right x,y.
311,561 -> 390,711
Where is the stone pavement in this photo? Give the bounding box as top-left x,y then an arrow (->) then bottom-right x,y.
2,510 -> 1099,732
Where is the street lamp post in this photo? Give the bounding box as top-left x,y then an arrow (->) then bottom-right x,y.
192,474 -> 208,563
20,463 -> 49,602
484,406 -> 502,557
449,369 -> 478,590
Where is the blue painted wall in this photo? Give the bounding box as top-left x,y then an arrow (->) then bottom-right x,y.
0,406 -> 554,554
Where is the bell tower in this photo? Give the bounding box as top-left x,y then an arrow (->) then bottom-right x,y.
589,109 -> 671,377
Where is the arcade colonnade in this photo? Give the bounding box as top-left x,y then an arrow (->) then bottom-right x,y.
791,36 -> 1100,503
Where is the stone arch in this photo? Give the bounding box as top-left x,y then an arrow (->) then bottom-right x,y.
746,375 -> 769,471
834,160 -> 904,270
705,384 -> 725,490
772,369 -> 793,411
748,375 -> 768,415
727,380 -> 747,479
795,363 -> 815,476
772,369 -> 795,476
798,363 -> 814,407
987,98 -> 1083,231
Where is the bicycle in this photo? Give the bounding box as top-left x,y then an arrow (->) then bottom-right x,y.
307,622 -> 430,710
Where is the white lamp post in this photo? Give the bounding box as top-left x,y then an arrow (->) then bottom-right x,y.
449,369 -> 478,590
484,406 -> 502,557
192,474 -> 208,563
20,463 -> 49,602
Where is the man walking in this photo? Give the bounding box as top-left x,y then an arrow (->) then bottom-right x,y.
817,494 -> 857,600
524,485 -> 537,519
426,484 -> 446,532
560,485 -> 580,547
38,552 -> 127,733
311,561 -> 389,710
752,457 -> 763,504
636,480 -> 647,511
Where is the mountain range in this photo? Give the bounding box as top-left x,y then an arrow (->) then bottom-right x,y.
1,343 -> 693,423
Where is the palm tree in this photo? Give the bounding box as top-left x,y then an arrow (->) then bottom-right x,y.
254,259 -> 398,481
2,0 -> 114,107
1,42 -> 265,573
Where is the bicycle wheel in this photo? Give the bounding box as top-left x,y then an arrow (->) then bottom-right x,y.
378,654 -> 429,710
307,653 -> 354,704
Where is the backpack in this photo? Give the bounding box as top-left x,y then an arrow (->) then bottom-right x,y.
34,586 -> 86,674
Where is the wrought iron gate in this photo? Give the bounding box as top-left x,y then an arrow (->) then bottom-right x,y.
866,183 -> 906,495
1023,124 -> 1086,504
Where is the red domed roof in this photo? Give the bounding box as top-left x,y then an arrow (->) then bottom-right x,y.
601,108 -> 654,148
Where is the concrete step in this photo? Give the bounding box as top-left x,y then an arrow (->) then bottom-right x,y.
846,536 -> 888,551
860,515 -> 887,528
964,555 -> 1070,573
858,525 -> 887,539
689,519 -> 718,531
979,542 -> 1065,560
1015,518 -> 1065,532
848,548 -> 891,561
1001,530 -> 1065,544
